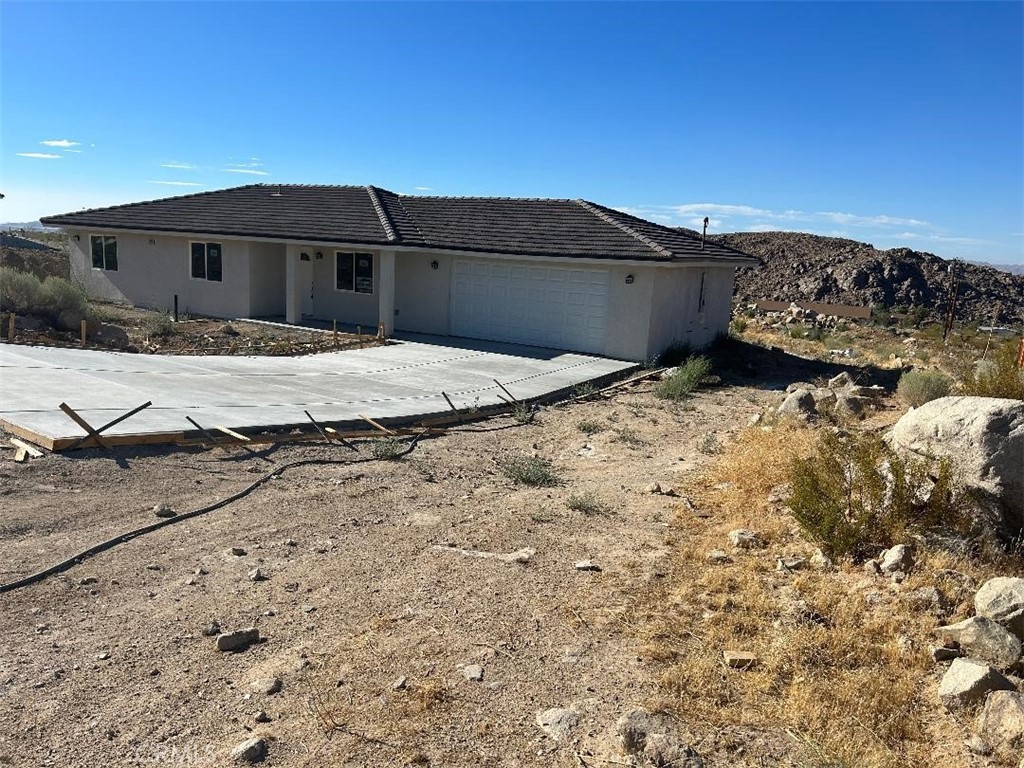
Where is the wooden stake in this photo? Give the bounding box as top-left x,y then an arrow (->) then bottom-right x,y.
333,319 -> 338,348
7,313 -> 14,342
323,427 -> 362,452
10,438 -> 43,458
304,410 -> 333,443
63,401 -> 153,451
441,391 -> 464,424
213,425 -> 250,442
80,319 -> 87,347
58,403 -> 112,451
358,414 -> 397,435
493,379 -> 519,403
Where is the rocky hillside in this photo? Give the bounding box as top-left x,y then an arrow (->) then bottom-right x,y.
693,230 -> 1024,325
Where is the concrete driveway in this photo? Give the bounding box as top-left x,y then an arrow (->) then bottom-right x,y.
0,336 -> 634,448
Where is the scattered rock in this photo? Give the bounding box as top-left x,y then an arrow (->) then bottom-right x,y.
254,710 -> 271,724
201,621 -> 221,637
215,628 -> 260,652
938,658 -> 1015,710
879,544 -> 913,574
145,563 -> 162,571
79,576 -> 98,586
97,652 -> 111,661
809,549 -> 834,570
828,372 -> 855,389
430,545 -> 535,564
887,396 -> 1024,538
229,547 -> 247,557
250,677 -> 282,695
574,560 -> 602,572
535,708 -> 579,741
706,549 -> 731,564
723,651 -> 758,669
776,556 -> 806,572
644,481 -> 662,494
283,538 -> 297,547
644,733 -> 704,768
728,529 -> 764,549
392,676 -> 407,691
230,737 -> 267,763
864,560 -> 882,576
248,568 -> 268,582
220,323 -> 240,336
976,577 -> 1024,640
462,665 -> 484,682
978,690 -> 1024,760
936,617 -> 1022,670
903,586 -> 947,617
617,709 -> 657,754
965,734 -> 992,756
931,645 -> 963,663
777,389 -> 817,421
833,393 -> 870,420
152,502 -> 176,518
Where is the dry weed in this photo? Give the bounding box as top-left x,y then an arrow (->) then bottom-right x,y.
636,422 -> 990,768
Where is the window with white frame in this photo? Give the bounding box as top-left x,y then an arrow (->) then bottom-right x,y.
90,235 -> 118,271
336,252 -> 373,294
190,242 -> 223,282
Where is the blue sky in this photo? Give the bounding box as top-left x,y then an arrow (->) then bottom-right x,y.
2,1 -> 1022,263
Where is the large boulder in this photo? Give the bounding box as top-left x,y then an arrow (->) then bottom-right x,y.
938,658 -> 1015,710
936,617 -> 1022,670
887,397 -> 1024,537
977,578 -> 1024,640
978,690 -> 1024,762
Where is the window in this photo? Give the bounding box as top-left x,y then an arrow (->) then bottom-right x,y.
90,235 -> 118,271
190,242 -> 223,282
336,252 -> 373,294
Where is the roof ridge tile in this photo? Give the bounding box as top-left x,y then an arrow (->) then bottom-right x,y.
573,199 -> 674,258
365,185 -> 399,242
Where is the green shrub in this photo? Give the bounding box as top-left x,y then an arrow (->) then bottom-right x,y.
655,355 -> 713,400
566,491 -> 612,516
789,431 -> 963,559
369,437 -> 403,461
576,419 -> 605,435
960,340 -> 1024,400
38,276 -> 89,329
143,313 -> 174,338
498,455 -> 560,487
612,427 -> 645,447
0,266 -> 42,314
897,369 -> 952,407
510,401 -> 535,424
730,317 -> 748,335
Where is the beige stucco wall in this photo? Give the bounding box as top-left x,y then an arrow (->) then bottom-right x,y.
309,249 -> 379,327
604,264 -> 656,361
646,265 -> 734,357
394,251 -> 451,335
67,229 -> 252,318
248,242 -> 286,317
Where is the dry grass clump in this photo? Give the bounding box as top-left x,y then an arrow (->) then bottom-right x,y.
635,423 -> 974,768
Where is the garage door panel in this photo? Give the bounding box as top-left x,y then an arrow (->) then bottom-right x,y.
450,260 -> 609,353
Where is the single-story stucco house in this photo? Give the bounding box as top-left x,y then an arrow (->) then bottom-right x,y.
40,185 -> 757,361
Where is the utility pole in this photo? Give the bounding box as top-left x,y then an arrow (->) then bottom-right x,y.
942,261 -> 960,343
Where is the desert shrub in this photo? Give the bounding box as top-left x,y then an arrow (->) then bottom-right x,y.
960,339 -> 1024,400
576,419 -> 604,435
498,455 -> 559,487
730,317 -> 748,335
510,401 -> 535,424
143,313 -> 174,338
612,427 -> 645,447
655,355 -> 712,400
0,266 -> 43,314
897,369 -> 952,407
566,491 -> 612,516
34,275 -> 89,329
369,437 -> 403,461
789,430 -> 963,559
571,381 -> 597,399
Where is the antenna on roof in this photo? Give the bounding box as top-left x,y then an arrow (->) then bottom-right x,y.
270,186 -> 282,197
701,216 -> 709,250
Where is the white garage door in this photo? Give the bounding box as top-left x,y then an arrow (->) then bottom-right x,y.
450,261 -> 609,353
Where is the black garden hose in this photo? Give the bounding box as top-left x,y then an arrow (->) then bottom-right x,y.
0,434 -> 426,594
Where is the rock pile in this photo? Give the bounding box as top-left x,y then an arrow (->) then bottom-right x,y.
935,576 -> 1024,763
776,371 -> 886,422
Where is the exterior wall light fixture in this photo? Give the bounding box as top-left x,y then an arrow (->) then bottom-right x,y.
300,252 -> 310,261
430,260 -> 439,270
625,274 -> 634,284
73,234 -> 81,241
315,252 -> 323,259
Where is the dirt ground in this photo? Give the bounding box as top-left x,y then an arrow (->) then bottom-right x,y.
0,352 -> 832,768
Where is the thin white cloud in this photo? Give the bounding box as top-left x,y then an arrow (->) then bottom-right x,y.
161,162 -> 198,170
686,216 -> 723,229
16,152 -> 62,159
223,168 -> 269,176
414,186 -> 434,191
817,211 -> 929,228
147,180 -> 205,187
40,139 -> 80,148
226,161 -> 265,169
63,149 -> 83,154
671,203 -> 773,218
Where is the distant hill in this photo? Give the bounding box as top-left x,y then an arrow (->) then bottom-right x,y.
969,260 -> 1024,277
687,230 -> 1024,326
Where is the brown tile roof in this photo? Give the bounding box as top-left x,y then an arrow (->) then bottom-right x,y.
41,184 -> 756,264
